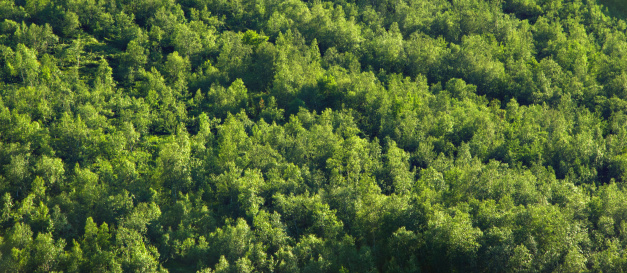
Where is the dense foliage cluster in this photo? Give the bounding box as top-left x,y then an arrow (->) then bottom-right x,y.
2,0 -> 627,272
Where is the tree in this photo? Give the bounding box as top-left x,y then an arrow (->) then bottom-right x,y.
426,208 -> 483,272
120,39 -> 148,83
29,232 -> 65,272
62,11 -> 81,37
34,156 -> 65,192
172,23 -> 202,57
383,139 -> 414,195
163,51 -> 190,91
206,79 -> 249,118
11,44 -> 40,86
157,129 -> 192,201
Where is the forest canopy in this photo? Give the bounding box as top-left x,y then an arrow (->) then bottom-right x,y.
1,0 -> 627,272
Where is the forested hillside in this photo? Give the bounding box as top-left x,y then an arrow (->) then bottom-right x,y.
2,0 -> 627,272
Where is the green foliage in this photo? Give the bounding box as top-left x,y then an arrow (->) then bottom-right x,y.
599,0 -> 627,19
1,0 -> 627,272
